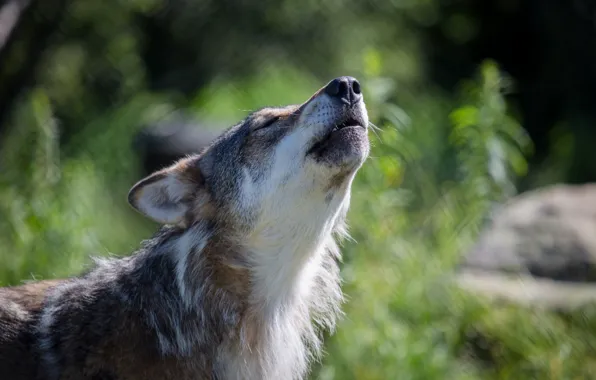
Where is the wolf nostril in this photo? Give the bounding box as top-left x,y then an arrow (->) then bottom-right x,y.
324,78 -> 341,97
337,80 -> 349,98
352,79 -> 361,95
324,76 -> 362,105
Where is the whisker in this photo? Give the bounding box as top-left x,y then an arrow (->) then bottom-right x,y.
368,121 -> 382,141
368,121 -> 381,132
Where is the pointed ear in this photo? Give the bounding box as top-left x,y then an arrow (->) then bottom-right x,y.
128,157 -> 203,225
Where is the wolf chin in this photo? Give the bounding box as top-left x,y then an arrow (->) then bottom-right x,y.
0,76 -> 370,380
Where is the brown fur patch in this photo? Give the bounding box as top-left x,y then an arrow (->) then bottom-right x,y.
325,171 -> 350,193
0,279 -> 64,310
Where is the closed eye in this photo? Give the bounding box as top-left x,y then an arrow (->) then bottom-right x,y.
252,117 -> 280,132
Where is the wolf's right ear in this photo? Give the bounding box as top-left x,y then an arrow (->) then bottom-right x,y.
128,157 -> 204,226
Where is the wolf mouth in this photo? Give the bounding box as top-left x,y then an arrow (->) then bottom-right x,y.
307,115 -> 367,156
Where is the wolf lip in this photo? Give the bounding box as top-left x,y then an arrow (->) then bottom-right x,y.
331,118 -> 361,132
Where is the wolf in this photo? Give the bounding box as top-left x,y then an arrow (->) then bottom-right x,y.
0,76 -> 369,380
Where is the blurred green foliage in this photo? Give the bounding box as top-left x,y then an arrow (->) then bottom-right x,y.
1,0 -> 595,378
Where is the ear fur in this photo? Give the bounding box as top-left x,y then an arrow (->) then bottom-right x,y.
128,157 -> 203,225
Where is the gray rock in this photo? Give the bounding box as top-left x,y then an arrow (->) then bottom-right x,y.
458,184 -> 596,309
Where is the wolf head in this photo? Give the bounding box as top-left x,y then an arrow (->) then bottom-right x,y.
128,76 -> 369,241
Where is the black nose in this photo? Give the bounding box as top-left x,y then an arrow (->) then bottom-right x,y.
324,76 -> 362,105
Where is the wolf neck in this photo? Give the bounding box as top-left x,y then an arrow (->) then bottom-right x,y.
169,198 -> 344,312
246,220 -> 332,315
172,213 -> 342,316
245,188 -> 349,317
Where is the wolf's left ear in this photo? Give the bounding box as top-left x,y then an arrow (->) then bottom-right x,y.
128,157 -> 204,226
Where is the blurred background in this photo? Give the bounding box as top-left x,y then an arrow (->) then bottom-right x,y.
2,0 -> 596,378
